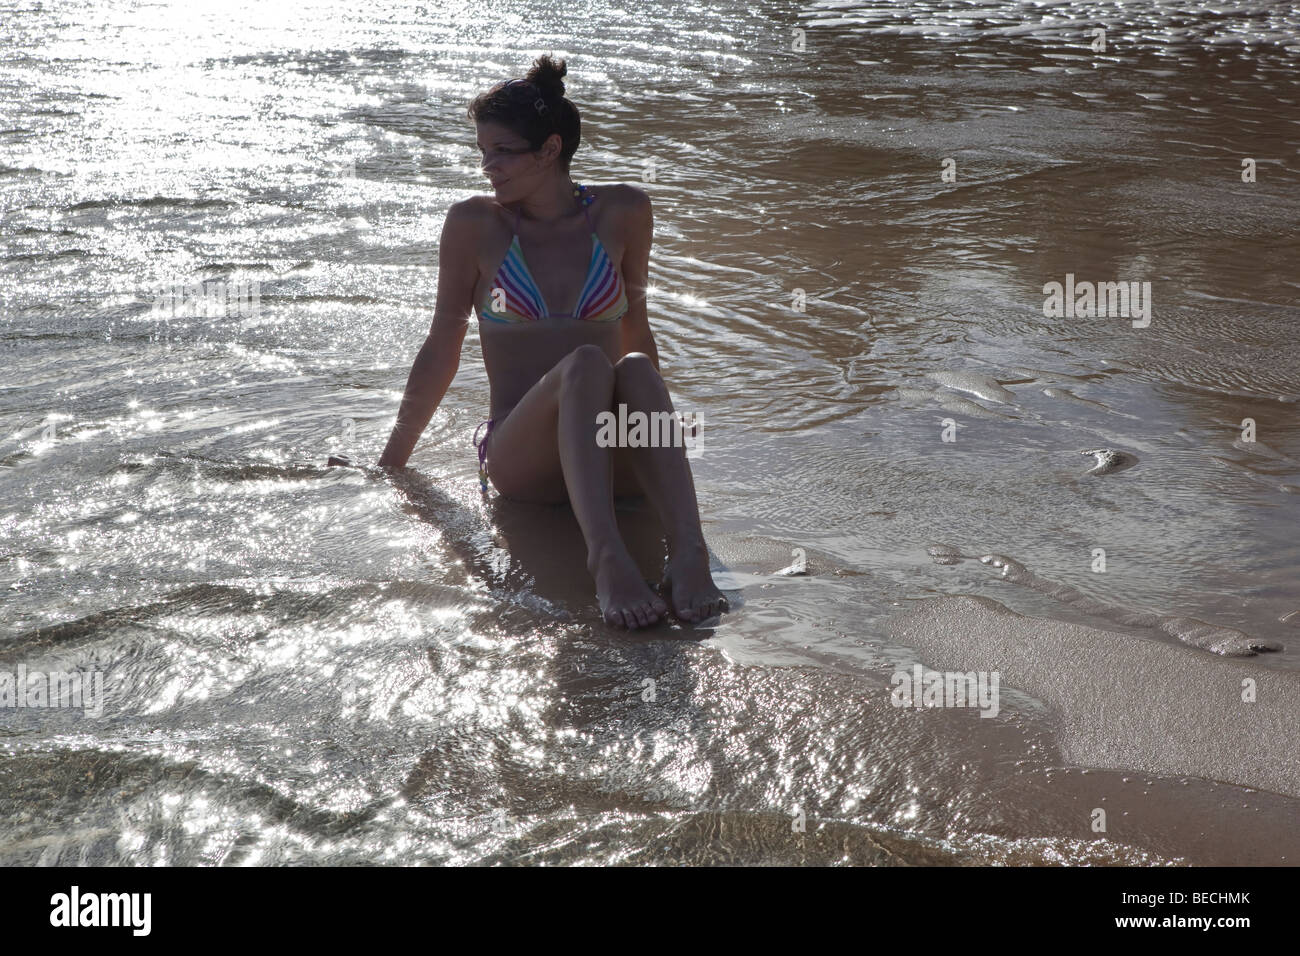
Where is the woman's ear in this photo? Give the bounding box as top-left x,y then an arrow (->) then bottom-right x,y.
544,132 -> 563,164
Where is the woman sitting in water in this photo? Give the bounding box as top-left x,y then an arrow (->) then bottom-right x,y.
377,54 -> 728,630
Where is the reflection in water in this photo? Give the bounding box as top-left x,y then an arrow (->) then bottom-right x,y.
2,0 -> 1299,864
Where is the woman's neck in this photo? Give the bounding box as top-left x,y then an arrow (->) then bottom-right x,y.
516,176 -> 579,225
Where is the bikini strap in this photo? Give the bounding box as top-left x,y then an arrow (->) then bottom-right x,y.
513,204 -> 522,234
576,183 -> 595,231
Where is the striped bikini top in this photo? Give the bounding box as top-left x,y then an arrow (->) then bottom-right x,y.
479,184 -> 628,324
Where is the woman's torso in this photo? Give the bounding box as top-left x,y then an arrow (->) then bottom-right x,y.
472,184 -> 629,421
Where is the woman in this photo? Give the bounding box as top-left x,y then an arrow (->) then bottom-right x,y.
377,55 -> 728,630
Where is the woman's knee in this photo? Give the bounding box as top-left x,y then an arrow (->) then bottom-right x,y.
613,352 -> 664,397
560,343 -> 615,392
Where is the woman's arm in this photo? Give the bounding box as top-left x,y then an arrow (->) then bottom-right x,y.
618,186 -> 660,369
377,200 -> 479,469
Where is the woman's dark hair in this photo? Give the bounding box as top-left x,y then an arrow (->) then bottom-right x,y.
467,54 -> 581,172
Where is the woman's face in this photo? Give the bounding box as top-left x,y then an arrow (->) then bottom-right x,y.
475,120 -> 558,200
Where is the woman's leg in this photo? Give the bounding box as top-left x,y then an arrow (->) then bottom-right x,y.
608,353 -> 729,623
485,344 -> 669,629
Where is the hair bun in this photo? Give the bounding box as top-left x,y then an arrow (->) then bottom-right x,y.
526,53 -> 567,100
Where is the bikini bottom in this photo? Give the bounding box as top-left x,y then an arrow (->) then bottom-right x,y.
473,418 -> 495,493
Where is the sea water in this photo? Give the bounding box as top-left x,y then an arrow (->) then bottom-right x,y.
2,0 -> 1299,865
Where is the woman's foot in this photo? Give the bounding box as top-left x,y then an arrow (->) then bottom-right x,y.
590,547 -> 669,629
661,542 -> 729,623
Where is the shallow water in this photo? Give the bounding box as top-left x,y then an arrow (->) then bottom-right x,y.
2,0 -> 1299,865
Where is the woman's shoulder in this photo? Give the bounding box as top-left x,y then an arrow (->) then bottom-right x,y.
444,195 -> 509,248
589,185 -> 651,242
448,194 -> 500,223
591,182 -> 651,211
